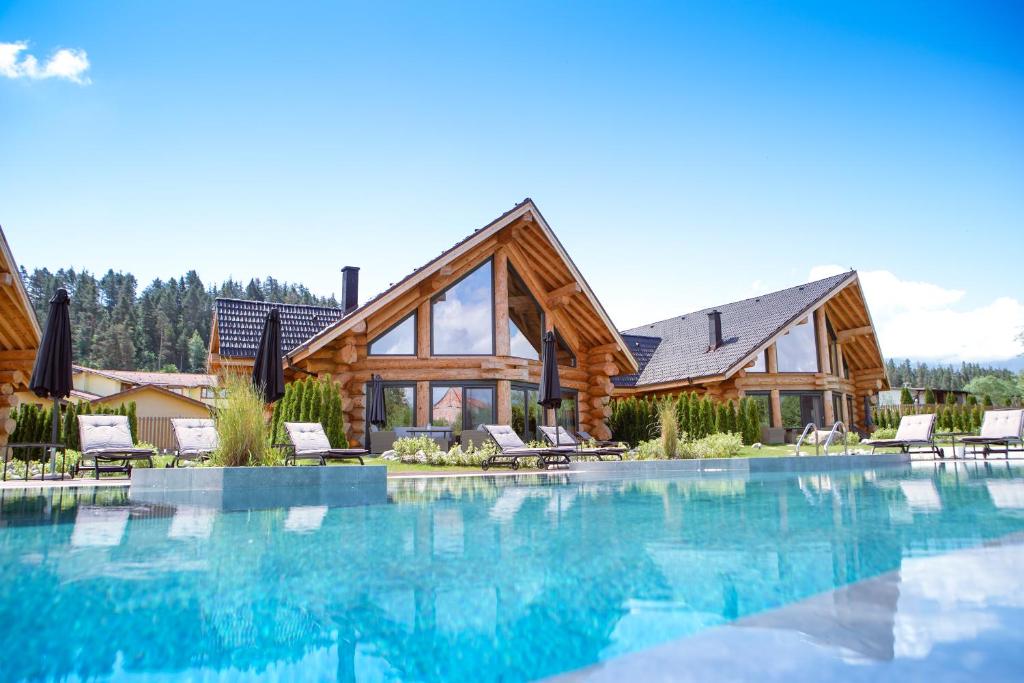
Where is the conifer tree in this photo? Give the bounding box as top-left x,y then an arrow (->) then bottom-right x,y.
727,400 -> 738,434
676,393 -> 690,438
715,402 -> 728,435
923,388 -> 936,405
900,387 -> 913,405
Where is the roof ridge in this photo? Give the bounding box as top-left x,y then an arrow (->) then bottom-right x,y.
214,296 -> 341,310
623,270 -> 855,333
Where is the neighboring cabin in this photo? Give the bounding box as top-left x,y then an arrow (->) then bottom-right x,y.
72,365 -> 221,406
613,272 -> 889,439
209,199 -> 638,447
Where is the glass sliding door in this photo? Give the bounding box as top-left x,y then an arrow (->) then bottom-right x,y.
511,383 -> 541,443
780,391 -> 824,429
430,383 -> 496,437
555,390 -> 578,434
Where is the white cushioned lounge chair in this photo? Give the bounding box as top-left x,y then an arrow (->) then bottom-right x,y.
960,409 -> 1024,459
283,422 -> 367,466
77,415 -> 155,479
170,418 -> 218,467
865,413 -> 941,458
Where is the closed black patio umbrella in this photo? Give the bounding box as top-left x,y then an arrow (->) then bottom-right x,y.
28,288 -> 73,476
538,331 -> 563,446
367,374 -> 387,431
252,308 -> 285,404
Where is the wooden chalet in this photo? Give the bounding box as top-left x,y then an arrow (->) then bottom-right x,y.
613,272 -> 888,436
272,199 -> 637,446
0,227 -> 42,447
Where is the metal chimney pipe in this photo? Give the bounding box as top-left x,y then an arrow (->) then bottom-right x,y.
341,266 -> 359,315
708,310 -> 723,350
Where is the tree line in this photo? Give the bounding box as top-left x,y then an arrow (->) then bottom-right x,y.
885,358 -> 1015,391
20,267 -> 338,373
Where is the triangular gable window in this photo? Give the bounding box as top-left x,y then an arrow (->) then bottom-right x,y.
369,312 -> 416,355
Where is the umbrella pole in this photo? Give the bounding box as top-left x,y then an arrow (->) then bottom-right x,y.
49,399 -> 59,475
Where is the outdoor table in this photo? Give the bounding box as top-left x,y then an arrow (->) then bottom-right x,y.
936,431 -> 971,459
1,442 -> 68,481
405,427 -> 452,435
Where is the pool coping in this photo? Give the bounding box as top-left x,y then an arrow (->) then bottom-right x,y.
544,532 -> 1024,682
0,453 -> 917,489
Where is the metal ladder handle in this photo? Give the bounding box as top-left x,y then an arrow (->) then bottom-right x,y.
795,423 -> 819,456
822,421 -> 849,456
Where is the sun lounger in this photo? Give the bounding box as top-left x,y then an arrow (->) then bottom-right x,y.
481,425 -> 569,471
77,415 -> 155,479
170,418 -> 217,467
865,413 -> 942,458
538,425 -> 624,460
960,409 -> 1024,459
283,422 -> 367,466
575,430 -> 626,453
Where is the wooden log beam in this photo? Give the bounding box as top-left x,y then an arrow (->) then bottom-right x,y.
836,325 -> 873,343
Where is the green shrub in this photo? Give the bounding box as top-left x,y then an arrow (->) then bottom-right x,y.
872,426 -> 897,439
900,387 -> 913,405
631,439 -> 666,460
210,374 -> 276,467
680,432 -> 743,459
393,435 -> 443,457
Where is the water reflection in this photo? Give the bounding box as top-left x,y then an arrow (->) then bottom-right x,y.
1,463 -> 1024,682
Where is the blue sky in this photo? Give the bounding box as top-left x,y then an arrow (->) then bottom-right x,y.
2,1 -> 1022,363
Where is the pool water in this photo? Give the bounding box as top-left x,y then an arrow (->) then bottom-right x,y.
1,461 -> 1023,682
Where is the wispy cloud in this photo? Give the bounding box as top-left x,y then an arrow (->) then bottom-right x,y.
810,265 -> 1024,363
0,41 -> 90,84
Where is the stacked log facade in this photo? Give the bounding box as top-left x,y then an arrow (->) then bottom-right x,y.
286,206 -> 634,446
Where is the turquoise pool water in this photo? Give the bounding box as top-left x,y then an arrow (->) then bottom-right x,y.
1,461 -> 1024,682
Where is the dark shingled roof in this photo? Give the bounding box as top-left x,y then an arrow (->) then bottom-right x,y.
611,334 -> 662,387
615,272 -> 855,387
214,298 -> 344,358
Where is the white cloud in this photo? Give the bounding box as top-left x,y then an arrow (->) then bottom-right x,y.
0,41 -> 90,84
810,264 -> 1024,362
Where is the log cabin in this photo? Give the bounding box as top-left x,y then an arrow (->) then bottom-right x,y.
0,226 -> 42,447
612,272 -> 889,440
210,199 -> 637,448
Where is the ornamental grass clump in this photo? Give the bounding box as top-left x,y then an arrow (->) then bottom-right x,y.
658,399 -> 679,458
211,374 -> 277,467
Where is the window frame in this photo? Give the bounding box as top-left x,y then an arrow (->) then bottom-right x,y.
428,380 -> 498,434
364,380 -> 417,431
510,382 -> 541,442
779,390 -> 826,429
367,311 -> 418,357
746,390 -> 773,427
776,315 -> 821,374
747,350 -> 767,373
507,264 -> 544,362
429,258 -> 496,357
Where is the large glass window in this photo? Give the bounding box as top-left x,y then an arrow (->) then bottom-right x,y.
368,313 -> 416,355
511,383 -> 541,443
431,383 -> 495,436
508,266 -> 542,360
780,391 -> 825,428
367,383 -> 415,430
747,392 -> 772,427
431,261 -> 494,355
555,329 -> 577,368
776,317 -> 819,373
747,350 -> 766,373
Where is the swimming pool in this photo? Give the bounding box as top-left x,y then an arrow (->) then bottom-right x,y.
1,461 -> 1023,682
